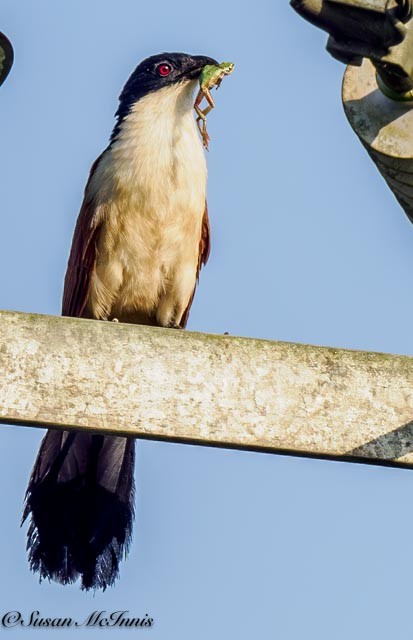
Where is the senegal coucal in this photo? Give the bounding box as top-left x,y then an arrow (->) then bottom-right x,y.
23,52 -> 218,590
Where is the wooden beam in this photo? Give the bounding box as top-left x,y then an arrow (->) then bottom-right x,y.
0,310 -> 413,468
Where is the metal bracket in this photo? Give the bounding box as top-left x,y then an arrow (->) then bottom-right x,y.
291,0 -> 413,94
0,32 -> 13,87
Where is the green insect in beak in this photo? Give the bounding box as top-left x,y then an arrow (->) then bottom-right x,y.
194,61 -> 235,150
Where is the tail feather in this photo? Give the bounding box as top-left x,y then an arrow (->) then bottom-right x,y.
23,430 -> 135,591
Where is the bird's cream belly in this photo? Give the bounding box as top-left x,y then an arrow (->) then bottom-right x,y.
88,198 -> 203,326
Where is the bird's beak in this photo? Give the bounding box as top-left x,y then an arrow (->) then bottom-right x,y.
181,55 -> 219,80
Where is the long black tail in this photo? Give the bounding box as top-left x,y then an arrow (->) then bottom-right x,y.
22,430 -> 135,590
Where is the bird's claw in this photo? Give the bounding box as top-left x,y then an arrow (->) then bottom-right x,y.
196,117 -> 210,150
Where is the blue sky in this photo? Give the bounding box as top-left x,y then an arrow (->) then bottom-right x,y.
1,1 -> 413,638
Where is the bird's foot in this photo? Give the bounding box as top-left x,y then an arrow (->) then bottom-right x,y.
201,124 -> 210,150
167,321 -> 183,330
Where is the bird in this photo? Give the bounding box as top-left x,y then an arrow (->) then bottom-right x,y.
22,51 -> 218,591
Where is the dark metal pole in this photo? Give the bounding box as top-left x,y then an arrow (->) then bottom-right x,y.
0,32 -> 13,87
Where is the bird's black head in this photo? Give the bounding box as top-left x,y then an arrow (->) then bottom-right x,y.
112,52 -> 218,140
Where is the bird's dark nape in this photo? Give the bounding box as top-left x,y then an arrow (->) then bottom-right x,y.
22,430 -> 135,591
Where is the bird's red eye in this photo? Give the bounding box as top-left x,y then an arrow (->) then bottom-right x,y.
157,63 -> 172,77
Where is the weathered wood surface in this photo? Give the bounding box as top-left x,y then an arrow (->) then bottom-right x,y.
0,310 -> 413,467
